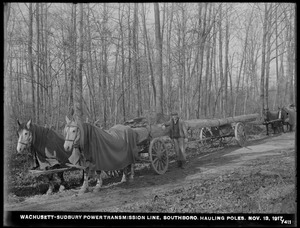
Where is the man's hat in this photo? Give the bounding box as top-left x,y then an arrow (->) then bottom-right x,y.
171,112 -> 178,116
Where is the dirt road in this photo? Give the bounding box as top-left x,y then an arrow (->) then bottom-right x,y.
4,132 -> 295,213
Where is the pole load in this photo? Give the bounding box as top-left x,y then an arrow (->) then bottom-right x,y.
185,113 -> 260,130
127,113 -> 259,144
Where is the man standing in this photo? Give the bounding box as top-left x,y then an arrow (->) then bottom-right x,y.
162,112 -> 188,168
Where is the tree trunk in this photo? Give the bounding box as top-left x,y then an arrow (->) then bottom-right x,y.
36,3 -> 41,123
265,4 -> 272,110
154,3 -> 164,116
127,4 -> 132,117
286,7 -> 295,104
133,3 -> 142,116
118,4 -> 126,122
102,3 -> 108,127
166,3 -> 174,113
69,4 -> 77,113
75,3 -> 84,121
28,3 -> 36,121
224,4 -> 230,117
260,3 -> 268,116
196,3 -> 204,118
142,3 -> 156,110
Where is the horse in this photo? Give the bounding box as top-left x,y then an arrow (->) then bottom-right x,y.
263,108 -> 283,135
63,116 -> 139,194
16,119 -> 77,195
279,106 -> 296,132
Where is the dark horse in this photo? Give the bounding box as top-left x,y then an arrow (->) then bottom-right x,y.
16,119 -> 75,194
279,106 -> 296,132
63,116 -> 139,194
263,108 -> 283,135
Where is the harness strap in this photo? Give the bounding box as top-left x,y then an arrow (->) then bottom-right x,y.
65,124 -> 81,149
18,141 -> 29,146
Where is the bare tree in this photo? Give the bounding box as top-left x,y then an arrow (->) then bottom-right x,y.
74,3 -> 84,120
133,3 -> 142,116
28,3 -> 36,121
154,3 -> 164,118
260,3 -> 268,116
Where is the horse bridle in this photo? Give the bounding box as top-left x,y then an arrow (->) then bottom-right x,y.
278,109 -> 282,119
65,124 -> 81,148
17,130 -> 32,148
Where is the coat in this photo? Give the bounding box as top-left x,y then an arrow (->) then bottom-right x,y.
164,118 -> 188,139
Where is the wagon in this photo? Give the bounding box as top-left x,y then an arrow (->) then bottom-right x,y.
198,122 -> 246,148
186,114 -> 259,149
124,117 -> 171,175
124,113 -> 259,175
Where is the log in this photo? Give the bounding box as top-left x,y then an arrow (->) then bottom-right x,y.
185,113 -> 260,130
29,167 -> 78,176
132,113 -> 259,144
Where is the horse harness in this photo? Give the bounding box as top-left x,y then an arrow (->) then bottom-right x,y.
17,129 -> 33,148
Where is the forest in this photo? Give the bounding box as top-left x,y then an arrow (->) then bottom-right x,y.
3,3 -> 296,216
4,2 -> 296,133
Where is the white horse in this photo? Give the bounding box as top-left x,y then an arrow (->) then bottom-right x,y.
63,116 -> 138,194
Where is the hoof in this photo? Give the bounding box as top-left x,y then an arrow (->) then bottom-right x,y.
59,185 -> 65,192
78,188 -> 88,195
128,177 -> 134,183
93,186 -> 101,193
121,176 -> 127,183
46,190 -> 53,195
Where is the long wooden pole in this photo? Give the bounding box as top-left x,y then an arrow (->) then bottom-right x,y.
132,113 -> 259,144
185,113 -> 259,129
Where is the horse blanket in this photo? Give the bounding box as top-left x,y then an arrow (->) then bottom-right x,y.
80,123 -> 139,171
283,107 -> 296,126
29,124 -> 72,169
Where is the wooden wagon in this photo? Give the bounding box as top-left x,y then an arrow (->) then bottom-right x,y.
186,114 -> 259,148
124,113 -> 259,175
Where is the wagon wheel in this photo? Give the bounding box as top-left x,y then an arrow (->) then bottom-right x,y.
234,122 -> 246,147
200,127 -> 222,148
149,137 -> 169,175
199,127 -> 212,147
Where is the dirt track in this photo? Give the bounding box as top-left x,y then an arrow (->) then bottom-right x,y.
4,132 -> 295,213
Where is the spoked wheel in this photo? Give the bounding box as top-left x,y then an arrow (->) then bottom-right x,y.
199,127 -> 212,147
234,122 -> 246,147
149,137 -> 169,175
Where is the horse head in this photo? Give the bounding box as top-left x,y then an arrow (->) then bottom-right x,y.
279,107 -> 289,123
16,119 -> 33,153
63,116 -> 83,152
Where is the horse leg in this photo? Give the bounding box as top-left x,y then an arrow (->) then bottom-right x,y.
266,124 -> 269,136
272,123 -> 276,134
79,168 -> 89,194
121,169 -> 127,183
93,170 -> 103,193
120,165 -> 134,183
57,171 -> 66,192
129,164 -> 134,182
46,174 -> 55,195
281,122 -> 284,133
